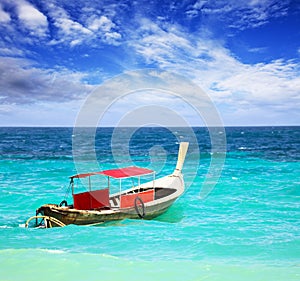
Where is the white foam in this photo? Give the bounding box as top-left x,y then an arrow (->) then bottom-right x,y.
0,225 -> 12,229
41,249 -> 65,254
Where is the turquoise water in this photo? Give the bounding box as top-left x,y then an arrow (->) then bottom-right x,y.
0,127 -> 299,280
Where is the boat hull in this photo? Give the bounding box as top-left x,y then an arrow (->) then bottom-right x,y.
37,174 -> 184,226
26,142 -> 189,228
38,197 -> 177,225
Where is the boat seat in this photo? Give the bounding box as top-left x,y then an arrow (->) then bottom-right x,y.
73,188 -> 110,210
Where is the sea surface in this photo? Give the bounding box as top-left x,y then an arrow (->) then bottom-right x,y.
0,126 -> 299,281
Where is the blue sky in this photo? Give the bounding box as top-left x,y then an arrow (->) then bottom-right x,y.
0,0 -> 299,126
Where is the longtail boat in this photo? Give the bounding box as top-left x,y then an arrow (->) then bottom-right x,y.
25,142 -> 189,228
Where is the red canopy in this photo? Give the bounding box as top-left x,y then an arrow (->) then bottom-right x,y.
70,166 -> 154,179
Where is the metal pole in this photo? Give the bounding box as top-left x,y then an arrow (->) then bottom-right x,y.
138,176 -> 140,192
71,178 -> 74,195
119,179 -> 122,208
153,172 -> 155,200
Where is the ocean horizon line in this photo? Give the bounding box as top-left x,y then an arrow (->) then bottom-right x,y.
0,125 -> 299,128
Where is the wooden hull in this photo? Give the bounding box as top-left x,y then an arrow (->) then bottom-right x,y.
38,198 -> 176,225
37,174 -> 184,226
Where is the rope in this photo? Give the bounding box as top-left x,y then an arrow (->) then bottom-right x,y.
63,182 -> 72,201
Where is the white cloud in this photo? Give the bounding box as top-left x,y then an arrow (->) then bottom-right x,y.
0,0 -> 298,126
128,19 -> 300,125
16,0 -> 48,37
48,4 -> 92,42
248,47 -> 268,53
104,31 -> 122,44
87,15 -> 122,45
45,3 -> 92,46
88,15 -> 114,32
0,100 -> 82,126
0,47 -> 24,57
215,60 -> 300,106
131,19 -> 194,65
0,3 -> 11,23
0,57 -> 94,106
186,0 -> 209,18
46,4 -> 121,47
187,0 -> 289,30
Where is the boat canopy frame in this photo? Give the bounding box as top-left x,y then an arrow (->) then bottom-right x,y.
70,166 -> 154,180
69,166 -> 156,208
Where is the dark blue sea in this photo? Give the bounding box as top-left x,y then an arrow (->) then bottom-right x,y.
0,126 -> 299,280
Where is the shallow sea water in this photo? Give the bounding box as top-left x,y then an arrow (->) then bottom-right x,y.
0,127 -> 299,280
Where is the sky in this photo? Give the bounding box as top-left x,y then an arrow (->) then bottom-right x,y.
0,0 -> 299,126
